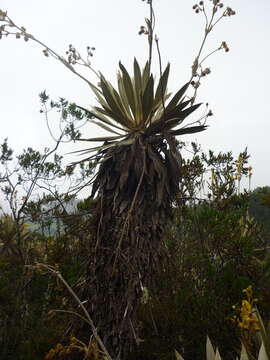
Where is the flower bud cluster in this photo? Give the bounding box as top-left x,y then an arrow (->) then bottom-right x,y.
0,9 -> 6,21
191,67 -> 211,90
212,1 -> 236,16
191,80 -> 201,89
224,6 -> 236,16
87,46 -> 96,57
221,41 -> 229,52
65,44 -> 95,65
138,25 -> 149,35
43,48 -> 49,57
192,2 -> 204,14
66,44 -> 80,65
0,10 -> 11,40
0,11 -> 32,42
201,67 -> 211,76
193,1 -> 235,17
212,0 -> 223,6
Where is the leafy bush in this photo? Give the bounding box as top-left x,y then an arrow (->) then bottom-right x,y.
0,213 -> 90,360
135,151 -> 270,360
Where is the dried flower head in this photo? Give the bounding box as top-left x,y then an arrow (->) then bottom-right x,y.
201,67 -> 211,76
138,25 -> 149,35
191,81 -> 201,89
221,41 -> 229,52
225,6 -> 236,16
87,45 -> 95,57
0,9 -> 7,21
43,49 -> 49,57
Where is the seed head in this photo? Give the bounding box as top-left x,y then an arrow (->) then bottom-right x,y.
192,81 -> 201,89
43,49 -> 49,57
0,9 -> 7,21
221,41 -> 229,52
226,7 -> 236,16
202,67 -> 211,76
138,25 -> 148,35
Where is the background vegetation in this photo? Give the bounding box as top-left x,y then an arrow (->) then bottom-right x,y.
1,138 -> 270,360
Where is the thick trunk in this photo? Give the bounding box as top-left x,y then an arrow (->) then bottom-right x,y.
73,141 -> 176,359
86,224 -> 163,357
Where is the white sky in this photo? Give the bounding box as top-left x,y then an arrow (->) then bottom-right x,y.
1,0 -> 270,190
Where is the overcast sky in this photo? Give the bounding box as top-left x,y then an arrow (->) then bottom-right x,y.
0,0 -> 270,191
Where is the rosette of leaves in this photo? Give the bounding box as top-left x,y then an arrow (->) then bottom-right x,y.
73,59 -> 207,358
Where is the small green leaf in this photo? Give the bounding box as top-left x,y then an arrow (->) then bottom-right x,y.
100,76 -> 132,128
154,63 -> 170,107
77,135 -> 125,142
111,85 -> 134,124
117,74 -> 134,121
170,125 -> 207,136
90,119 -> 126,135
119,62 -> 137,119
166,82 -> 190,112
178,102 -> 202,119
142,75 -> 154,124
90,83 -> 109,109
133,58 -> 143,122
142,61 -> 150,91
91,108 -> 126,132
133,58 -> 142,93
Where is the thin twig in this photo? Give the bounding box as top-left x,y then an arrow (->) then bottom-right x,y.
3,13 -> 99,88
148,0 -> 154,70
155,36 -> 166,129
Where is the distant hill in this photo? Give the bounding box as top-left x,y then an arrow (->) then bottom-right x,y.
249,186 -> 270,233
